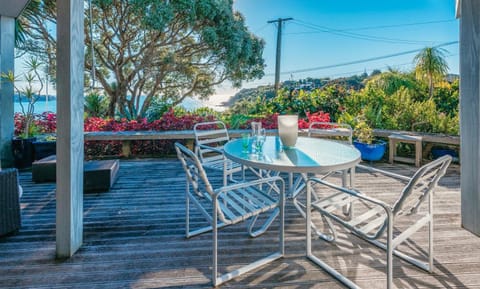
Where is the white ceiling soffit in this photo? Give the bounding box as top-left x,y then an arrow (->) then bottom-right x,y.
0,0 -> 31,18
456,0 -> 461,19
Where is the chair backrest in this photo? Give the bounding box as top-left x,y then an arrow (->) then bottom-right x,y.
175,142 -> 233,223
175,142 -> 215,199
308,122 -> 353,144
365,155 -> 452,239
392,154 -> 452,216
193,121 -> 229,163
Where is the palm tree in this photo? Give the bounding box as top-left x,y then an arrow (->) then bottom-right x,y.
413,47 -> 449,99
366,68 -> 417,96
14,0 -> 41,49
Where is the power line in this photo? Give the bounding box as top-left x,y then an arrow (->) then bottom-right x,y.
342,19 -> 456,32
284,53 -> 459,80
287,19 -> 455,34
264,41 -> 458,76
292,20 -> 435,45
253,23 -> 270,34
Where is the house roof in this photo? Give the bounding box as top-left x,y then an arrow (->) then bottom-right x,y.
0,0 -> 31,18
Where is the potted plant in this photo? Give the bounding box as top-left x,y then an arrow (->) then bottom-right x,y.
2,57 -> 45,168
353,118 -> 386,161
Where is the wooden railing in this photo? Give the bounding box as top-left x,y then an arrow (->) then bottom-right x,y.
85,129 -> 460,158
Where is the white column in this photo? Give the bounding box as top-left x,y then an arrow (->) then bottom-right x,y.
0,16 -> 15,168
460,0 -> 480,236
56,0 -> 85,257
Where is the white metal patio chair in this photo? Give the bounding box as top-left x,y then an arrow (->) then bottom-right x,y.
308,120 -> 354,206
193,121 -> 245,186
175,142 -> 285,287
290,122 -> 354,224
306,155 -> 452,289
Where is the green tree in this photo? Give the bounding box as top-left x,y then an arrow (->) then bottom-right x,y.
18,0 -> 265,119
413,47 -> 449,99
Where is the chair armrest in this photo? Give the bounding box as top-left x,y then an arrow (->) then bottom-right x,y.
215,176 -> 285,197
356,164 -> 412,182
198,143 -> 224,155
308,177 -> 392,212
308,177 -> 395,240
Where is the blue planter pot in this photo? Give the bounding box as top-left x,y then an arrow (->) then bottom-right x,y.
431,148 -> 458,159
353,140 -> 386,161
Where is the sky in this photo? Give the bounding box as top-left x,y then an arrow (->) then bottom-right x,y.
14,1 -> 459,110
209,0 -> 459,105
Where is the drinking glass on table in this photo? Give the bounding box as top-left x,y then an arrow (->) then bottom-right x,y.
241,133 -> 250,153
255,128 -> 266,155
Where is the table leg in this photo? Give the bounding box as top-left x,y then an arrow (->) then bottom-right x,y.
341,167 -> 355,220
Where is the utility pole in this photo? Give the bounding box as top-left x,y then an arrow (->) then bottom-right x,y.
268,17 -> 293,96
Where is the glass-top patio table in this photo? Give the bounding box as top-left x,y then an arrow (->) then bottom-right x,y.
224,136 -> 362,238
223,136 -> 361,178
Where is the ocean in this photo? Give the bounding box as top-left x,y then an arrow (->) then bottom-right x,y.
14,96 -> 226,115
14,101 -> 57,114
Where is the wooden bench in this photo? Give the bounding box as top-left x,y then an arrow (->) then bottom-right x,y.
388,134 -> 423,167
83,129 -> 459,161
84,129 -> 279,157
32,155 -> 120,193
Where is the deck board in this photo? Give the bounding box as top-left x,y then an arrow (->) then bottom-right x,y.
0,159 -> 479,288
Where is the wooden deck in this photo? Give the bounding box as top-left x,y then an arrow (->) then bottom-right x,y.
1,159 -> 479,288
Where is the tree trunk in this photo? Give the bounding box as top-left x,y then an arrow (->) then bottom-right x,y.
428,74 -> 434,99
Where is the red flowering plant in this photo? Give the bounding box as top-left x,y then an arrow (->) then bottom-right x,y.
36,112 -> 57,134
84,108 -> 218,158
299,111 -> 331,129
14,112 -> 57,139
240,111 -> 330,130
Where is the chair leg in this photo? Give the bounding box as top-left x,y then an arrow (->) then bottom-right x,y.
428,216 -> 434,272
213,193 -> 285,286
186,182 -> 190,238
306,181 -> 359,288
223,166 -> 228,187
213,203 -> 219,286
279,191 -> 285,256
214,213 -> 284,286
387,221 -> 394,289
247,208 -> 279,238
428,194 -> 434,272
